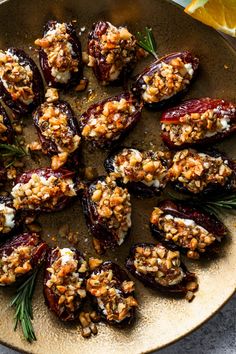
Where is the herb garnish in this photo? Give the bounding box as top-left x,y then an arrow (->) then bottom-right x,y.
136,27 -> 158,59
11,270 -> 38,342
0,142 -> 28,167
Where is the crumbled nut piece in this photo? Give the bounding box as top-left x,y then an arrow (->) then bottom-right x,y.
51,152 -> 69,170
92,238 -> 103,255
84,167 -> 98,181
79,311 -> 99,338
88,257 -> 103,271
7,166 -> 17,180
13,123 -> 23,135
27,141 -> 42,151
75,78 -> 88,92
0,203 -> 15,234
168,149 -> 232,193
45,88 -> 59,103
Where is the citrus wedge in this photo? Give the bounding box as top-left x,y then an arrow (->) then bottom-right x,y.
185,0 -> 236,37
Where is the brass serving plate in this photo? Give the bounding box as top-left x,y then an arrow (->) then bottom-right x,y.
0,0 -> 236,353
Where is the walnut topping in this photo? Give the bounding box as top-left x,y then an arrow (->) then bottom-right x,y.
168,149 -> 233,193
112,148 -> 171,188
46,248 -> 87,311
0,115 -> 7,141
88,22 -> 137,84
0,244 -> 34,285
11,173 -> 76,210
45,88 -> 59,103
91,177 -> 131,245
151,208 -> 216,259
161,109 -> 232,145
0,203 -> 15,234
134,244 -> 184,287
142,58 -> 193,103
86,269 -> 137,323
38,103 -> 80,157
81,97 -> 136,142
0,50 -> 34,104
35,23 -> 79,84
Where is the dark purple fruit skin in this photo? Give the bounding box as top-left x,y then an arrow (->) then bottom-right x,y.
0,196 -> 21,240
171,150 -> 236,197
82,177 -> 130,250
161,98 -> 236,149
33,100 -> 80,166
150,200 -> 227,256
38,21 -> 83,88
88,21 -> 137,85
0,104 -> 14,144
0,232 -> 48,286
0,48 -> 44,115
88,261 -> 136,326
43,247 -> 87,322
132,51 -> 199,110
104,147 -> 171,197
126,242 -> 196,295
13,167 -> 76,212
0,165 -> 7,184
79,92 -> 142,148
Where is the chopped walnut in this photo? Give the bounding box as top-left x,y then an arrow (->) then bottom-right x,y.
0,203 -> 15,234
45,88 -> 59,103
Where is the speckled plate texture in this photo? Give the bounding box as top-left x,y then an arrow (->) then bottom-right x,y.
0,0 -> 236,353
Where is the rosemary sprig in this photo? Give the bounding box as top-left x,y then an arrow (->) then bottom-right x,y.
0,142 -> 28,167
136,27 -> 158,59
11,270 -> 38,342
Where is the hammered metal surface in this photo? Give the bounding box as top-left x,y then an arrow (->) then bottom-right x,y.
0,0 -> 236,353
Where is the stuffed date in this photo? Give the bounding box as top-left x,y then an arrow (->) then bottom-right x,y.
168,149 -> 236,195
150,200 -> 227,259
44,247 -> 88,321
104,147 -> 172,196
0,232 -> 47,286
132,51 -> 199,108
0,104 -> 14,144
35,21 -> 82,88
0,196 -> 19,239
88,21 -> 139,85
161,98 -> 236,148
82,176 -> 131,251
86,261 -> 137,325
0,48 -> 44,115
126,243 -> 197,295
33,100 -> 81,170
11,167 -> 77,212
79,92 -> 142,148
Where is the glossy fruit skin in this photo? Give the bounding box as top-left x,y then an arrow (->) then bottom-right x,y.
0,196 -> 20,239
43,247 -> 87,322
104,147 -> 171,197
0,232 -> 48,286
161,98 -> 236,149
88,21 -> 137,85
170,150 -> 236,197
150,199 -> 227,256
0,48 -> 44,115
38,21 -> 83,88
87,261 -> 136,326
82,177 -> 131,251
126,242 -> 196,294
79,92 -> 142,148
132,51 -> 199,109
33,100 -> 80,166
12,167 -> 76,212
0,104 -> 14,144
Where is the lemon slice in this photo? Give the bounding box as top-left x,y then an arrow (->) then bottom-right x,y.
185,0 -> 236,37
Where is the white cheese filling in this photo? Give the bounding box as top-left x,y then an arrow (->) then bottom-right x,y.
0,203 -> 15,230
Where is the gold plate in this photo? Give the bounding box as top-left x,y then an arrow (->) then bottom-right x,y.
0,0 -> 236,353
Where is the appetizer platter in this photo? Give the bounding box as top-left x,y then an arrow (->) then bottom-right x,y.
0,0 -> 235,353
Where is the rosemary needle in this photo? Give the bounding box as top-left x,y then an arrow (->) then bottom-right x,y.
136,27 -> 158,59
11,270 -> 38,342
